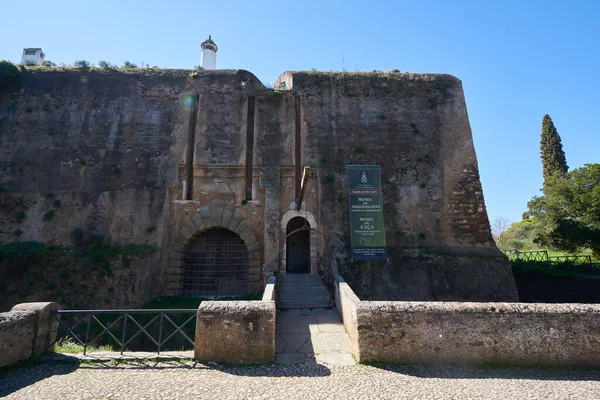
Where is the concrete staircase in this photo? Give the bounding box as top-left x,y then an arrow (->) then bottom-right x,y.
278,273 -> 333,309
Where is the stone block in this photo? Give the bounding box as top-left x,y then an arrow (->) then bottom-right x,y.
209,198 -> 225,208
249,259 -> 262,268
186,220 -> 199,235
173,234 -> 188,246
195,301 -> 275,364
10,302 -> 61,357
248,242 -> 260,252
249,251 -> 261,261
166,267 -> 184,275
228,213 -> 243,232
179,226 -> 193,240
239,228 -> 253,241
0,311 -> 36,368
249,274 -> 262,283
191,213 -> 205,231
166,282 -> 182,291
235,222 -> 249,235
249,267 -> 262,275
210,207 -> 224,228
168,251 -> 185,261
171,242 -> 185,253
199,206 -> 211,218
167,274 -> 184,283
169,260 -> 184,269
221,205 -> 235,229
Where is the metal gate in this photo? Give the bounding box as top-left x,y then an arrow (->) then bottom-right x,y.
182,229 -> 249,296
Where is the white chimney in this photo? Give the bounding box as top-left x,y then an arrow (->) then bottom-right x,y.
200,35 -> 218,69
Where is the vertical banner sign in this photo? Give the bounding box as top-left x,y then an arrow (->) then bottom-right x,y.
347,165 -> 388,261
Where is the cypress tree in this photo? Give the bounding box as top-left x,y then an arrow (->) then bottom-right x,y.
540,114 -> 568,183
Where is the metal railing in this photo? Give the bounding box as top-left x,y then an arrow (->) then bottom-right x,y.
504,249 -> 599,274
49,309 -> 196,355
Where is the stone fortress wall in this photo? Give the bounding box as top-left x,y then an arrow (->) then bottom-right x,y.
0,67 -> 517,308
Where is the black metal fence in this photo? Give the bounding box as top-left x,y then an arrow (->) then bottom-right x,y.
504,249 -> 599,274
50,309 -> 196,355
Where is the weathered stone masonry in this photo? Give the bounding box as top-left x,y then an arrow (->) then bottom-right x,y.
0,67 -> 517,306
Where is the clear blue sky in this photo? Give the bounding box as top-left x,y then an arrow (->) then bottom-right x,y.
2,0 -> 599,225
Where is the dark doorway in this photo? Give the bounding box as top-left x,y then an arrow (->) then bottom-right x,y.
182,229 -> 249,296
286,217 -> 310,273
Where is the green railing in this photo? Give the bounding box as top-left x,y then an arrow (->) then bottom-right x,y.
503,249 -> 599,274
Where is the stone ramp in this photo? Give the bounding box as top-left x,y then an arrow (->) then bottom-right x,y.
278,273 -> 333,309
276,309 -> 355,365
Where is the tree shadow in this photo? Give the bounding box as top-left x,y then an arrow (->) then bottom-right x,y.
367,362 -> 600,381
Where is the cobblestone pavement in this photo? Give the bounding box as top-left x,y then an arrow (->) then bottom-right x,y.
1,360 -> 599,399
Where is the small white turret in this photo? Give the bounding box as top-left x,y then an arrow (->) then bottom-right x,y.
21,48 -> 45,65
200,35 -> 218,70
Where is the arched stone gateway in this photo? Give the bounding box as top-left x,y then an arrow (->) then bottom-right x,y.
165,199 -> 261,296
280,210 -> 319,274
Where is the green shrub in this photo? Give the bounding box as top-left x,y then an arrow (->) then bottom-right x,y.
53,199 -> 61,208
122,61 -> 137,68
15,211 -> 26,222
42,60 -> 56,67
43,210 -> 55,221
11,229 -> 23,237
98,60 -> 113,69
506,239 -> 526,250
74,60 -> 90,68
0,60 -> 21,81
0,241 -> 57,261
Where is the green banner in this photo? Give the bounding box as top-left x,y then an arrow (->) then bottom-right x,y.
347,165 -> 387,261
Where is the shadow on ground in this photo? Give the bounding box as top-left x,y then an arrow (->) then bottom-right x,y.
367,363 -> 600,381
0,358 -> 80,398
76,360 -> 333,377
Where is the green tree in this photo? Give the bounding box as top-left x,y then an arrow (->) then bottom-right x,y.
540,114 -> 568,184
526,163 -> 600,257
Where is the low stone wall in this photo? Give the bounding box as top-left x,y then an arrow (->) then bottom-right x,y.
194,277 -> 276,364
334,275 -> 360,356
0,302 -> 60,369
0,311 -> 36,368
334,275 -> 600,367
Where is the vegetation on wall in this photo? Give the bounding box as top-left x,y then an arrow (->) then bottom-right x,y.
73,60 -> 90,68
0,60 -> 21,82
0,61 -> 22,91
0,231 -> 158,310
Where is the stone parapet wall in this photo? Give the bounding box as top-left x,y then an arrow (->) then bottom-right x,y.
195,278 -> 277,364
334,276 -> 600,367
0,310 -> 36,368
0,302 -> 60,369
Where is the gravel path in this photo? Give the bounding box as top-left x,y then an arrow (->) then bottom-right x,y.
1,360 -> 599,399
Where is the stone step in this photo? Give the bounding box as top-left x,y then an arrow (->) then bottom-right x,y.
277,273 -> 333,309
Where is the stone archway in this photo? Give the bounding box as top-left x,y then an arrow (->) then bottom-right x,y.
165,199 -> 261,295
280,210 -> 318,274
